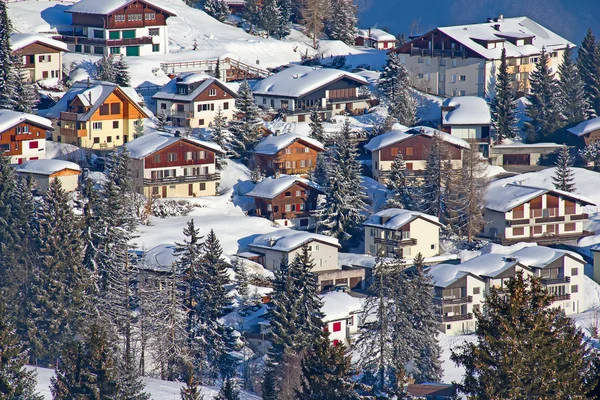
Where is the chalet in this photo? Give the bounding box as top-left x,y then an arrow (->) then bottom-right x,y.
57,0 -> 177,56
489,142 -> 566,167
482,183 -> 594,244
320,292 -> 363,346
394,16 -> 572,97
152,73 -> 238,129
246,175 -> 322,229
252,133 -> 325,176
364,126 -> 470,183
252,66 -> 369,122
46,80 -> 150,149
567,117 -> 600,146
441,96 -> 491,155
429,245 -> 585,335
0,110 -> 51,165
363,208 -> 444,259
10,33 -> 68,82
15,160 -> 81,192
355,28 -> 396,50
125,132 -> 222,198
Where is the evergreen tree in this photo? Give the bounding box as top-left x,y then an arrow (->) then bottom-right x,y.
324,0 -> 357,45
421,132 -> 452,219
117,353 -> 151,400
214,378 -> 240,400
490,48 -> 517,142
308,152 -> 327,187
301,0 -> 330,48
214,58 -> 221,80
209,105 -> 237,164
552,147 -> 576,192
180,373 -> 204,400
115,55 -> 131,87
275,0 -> 292,38
228,80 -> 262,161
377,53 -> 416,126
580,141 -> 600,172
243,0 -> 262,32
558,45 -> 592,125
524,48 -> 562,142
384,153 -> 410,209
0,299 -> 42,399
308,108 -> 325,144
260,0 -> 282,38
234,259 -> 253,313
11,55 -> 39,113
451,271 -> 598,399
202,0 -> 230,22
95,55 -> 117,83
0,2 -> 17,110
260,363 -> 278,400
577,28 -> 600,116
134,116 -> 144,138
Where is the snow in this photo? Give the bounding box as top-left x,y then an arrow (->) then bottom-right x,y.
0,109 -> 53,132
143,243 -> 178,272
491,142 -> 565,149
441,96 -> 491,126
252,133 -> 324,155
153,73 -> 236,102
66,0 -> 177,16
363,208 -> 443,230
437,16 -> 573,60
357,28 -> 396,42
125,132 -> 223,159
320,292 -> 363,322
246,174 -> 321,199
567,116 -> 600,137
15,159 -> 81,175
249,229 -> 341,252
252,65 -> 368,98
338,252 -> 459,269
45,141 -> 87,161
10,32 -> 68,52
364,125 -> 470,152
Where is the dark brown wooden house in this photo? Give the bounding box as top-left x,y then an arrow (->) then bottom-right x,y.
253,134 -> 325,176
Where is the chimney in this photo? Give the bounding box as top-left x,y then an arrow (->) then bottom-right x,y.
503,256 -> 517,262
493,24 -> 501,31
487,17 -> 493,22
380,215 -> 390,224
86,76 -> 90,88
498,14 -> 504,21
268,237 -> 276,247
174,130 -> 181,138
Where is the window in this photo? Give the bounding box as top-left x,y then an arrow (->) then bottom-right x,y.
473,304 -> 481,313
267,204 -> 272,211
564,223 -> 576,232
406,147 -> 413,156
431,244 -> 435,250
122,30 -> 136,39
29,141 -> 38,149
285,204 -> 292,212
513,227 -> 524,236
473,287 -> 480,295
160,103 -> 166,110
347,316 -> 354,326
417,57 -> 423,63
127,13 -> 142,21
113,121 -> 119,129
459,75 -> 466,81
84,45 -> 91,54
168,153 -> 177,162
99,104 -> 110,116
295,190 -> 301,197
304,146 -> 310,153
94,137 -> 100,144
529,57 -> 539,64
458,90 -> 466,96
149,28 -> 159,36
154,154 -> 161,163
106,136 -> 112,143
115,14 -> 125,22
38,55 -> 46,62
209,89 -> 217,96
332,322 -> 341,332
93,30 -> 104,39
110,47 -> 120,54
262,98 -> 267,105
109,31 -> 120,39
199,182 -> 206,190
299,203 -> 306,211
198,119 -> 204,126
446,324 -> 451,330
370,228 -> 378,237
285,191 -> 291,197
94,46 -> 104,55
111,103 -> 121,114
75,44 -> 82,52
426,58 -> 431,66
223,102 -> 229,110
571,285 -> 579,293
185,151 -> 193,161
92,122 -> 102,130
285,148 -> 292,154
152,44 -> 160,52
571,268 -> 579,276
300,160 -> 306,168
145,12 -> 156,20
417,73 -> 424,79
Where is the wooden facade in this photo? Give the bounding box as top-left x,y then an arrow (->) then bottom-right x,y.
255,140 -> 323,176
70,0 -> 173,29
379,134 -> 463,162
191,81 -> 236,103
254,182 -> 321,222
143,140 -> 216,169
0,121 -> 47,157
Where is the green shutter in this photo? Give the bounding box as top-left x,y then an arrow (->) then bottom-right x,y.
122,30 -> 136,39
126,46 -> 140,56
109,30 -> 120,39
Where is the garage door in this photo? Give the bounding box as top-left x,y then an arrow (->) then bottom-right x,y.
503,154 -> 530,165
126,46 -> 140,56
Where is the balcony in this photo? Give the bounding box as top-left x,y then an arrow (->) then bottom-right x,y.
433,296 -> 472,305
60,111 -> 84,121
60,128 -> 88,138
437,313 -> 473,322
53,35 -> 154,47
373,237 -> 418,247
569,213 -> 588,221
505,218 -> 530,227
551,294 -> 571,302
281,211 -> 313,219
143,173 -> 220,185
535,215 -> 565,224
409,48 -> 466,58
326,95 -> 370,104
170,110 -> 194,118
541,276 -> 570,285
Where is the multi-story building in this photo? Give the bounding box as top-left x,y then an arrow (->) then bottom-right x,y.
441,96 -> 491,155
483,183 -> 594,244
355,28 -> 397,50
247,175 -> 322,229
321,292 -> 363,346
253,133 -> 325,176
394,15 -> 572,97
152,73 -> 238,129
0,110 -> 51,164
57,0 -> 176,56
125,132 -> 222,198
363,208 -> 444,259
252,66 -> 369,122
10,33 -> 68,82
429,245 -> 585,335
364,126 -> 470,183
489,142 -> 565,167
46,80 -> 150,149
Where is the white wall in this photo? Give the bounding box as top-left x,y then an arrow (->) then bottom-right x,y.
364,217 -> 441,259
255,241 -> 339,273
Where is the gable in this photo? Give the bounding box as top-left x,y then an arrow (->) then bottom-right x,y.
12,42 -> 64,55
379,134 -> 462,161
270,182 -> 321,200
192,81 -> 236,102
143,139 -> 216,168
275,139 -> 323,157
106,0 -> 173,28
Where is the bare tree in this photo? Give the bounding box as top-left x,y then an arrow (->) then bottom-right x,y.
300,0 -> 330,48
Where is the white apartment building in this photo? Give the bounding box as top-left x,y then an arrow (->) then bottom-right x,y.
10,33 -> 68,82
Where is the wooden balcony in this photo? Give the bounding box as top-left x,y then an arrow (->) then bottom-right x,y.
433,296 -> 472,305
541,276 -> 570,285
374,237 -> 418,247
505,218 -> 530,227
170,110 -> 194,118
569,213 -> 588,221
437,313 -> 473,322
535,215 -> 565,224
60,111 -> 84,121
326,95 -> 370,104
143,173 -> 220,185
551,294 -> 571,302
60,128 -> 88,138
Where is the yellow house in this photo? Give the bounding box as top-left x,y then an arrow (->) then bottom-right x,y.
46,79 -> 150,149
15,159 -> 81,192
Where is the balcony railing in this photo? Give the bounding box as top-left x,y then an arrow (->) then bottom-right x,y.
60,111 -> 84,121
535,215 -> 565,224
326,95 -> 370,103
551,294 -> 571,302
170,110 -> 194,118
410,48 -> 466,58
53,35 -> 153,47
373,237 -> 418,247
60,128 -> 88,138
437,313 -> 473,322
541,276 -> 570,285
433,296 -> 472,305
144,173 -> 220,185
505,218 -> 530,227
569,213 -> 588,221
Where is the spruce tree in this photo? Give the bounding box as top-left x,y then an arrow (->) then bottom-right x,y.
580,141 -> 600,172
95,55 -> 117,83
552,147 -> 576,192
134,116 -> 144,138
214,58 -> 221,79
577,28 -> 600,116
260,0 -> 282,38
214,378 -> 240,400
324,0 -> 357,45
243,0 -> 262,32
451,271 -> 598,398
180,373 -> 204,400
275,0 -> 292,38
421,133 -> 452,219
202,0 -> 230,22
524,48 -> 562,142
117,352 -> 151,400
378,53 -> 416,126
228,80 -> 262,161
11,55 -> 39,113
308,108 -> 325,144
557,45 -> 592,126
113,55 -> 131,87
384,152 -> 410,209
490,48 -> 517,142
260,364 -> 278,400
377,52 -> 405,102
308,152 -> 327,187
209,105 -> 237,165
0,2 -> 16,110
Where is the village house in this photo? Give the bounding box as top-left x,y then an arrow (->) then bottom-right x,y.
252,65 -> 369,122
482,183 -> 594,244
406,383 -> 457,399
320,291 -> 363,346
246,175 -> 322,229
56,0 -> 177,56
152,73 -> 238,129
489,142 -> 566,167
124,132 -> 222,198
252,133 -> 325,176
363,208 -> 444,259
244,229 -> 366,291
46,80 -> 150,149
0,110 -> 51,165
364,126 -> 470,183
441,96 -> 491,155
10,33 -> 68,82
15,159 -> 81,192
567,116 -> 600,146
428,245 -> 585,335
355,28 -> 397,50
394,15 -> 572,97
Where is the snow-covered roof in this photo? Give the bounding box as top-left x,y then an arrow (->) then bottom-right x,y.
432,16 -> 573,60
66,0 -> 177,16
491,142 -> 565,149
567,117 -> 600,137
152,73 -> 236,102
0,109 -> 53,132
249,229 -> 340,253
442,96 -> 491,126
10,33 -> 68,52
246,175 -> 321,199
363,208 -> 443,230
15,159 -> 81,176
252,133 -> 324,155
125,132 -> 223,159
252,66 -> 368,98
485,182 -> 595,213
320,292 -> 363,322
357,28 -> 396,42
364,125 -> 470,152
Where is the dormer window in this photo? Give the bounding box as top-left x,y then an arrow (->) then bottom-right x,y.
177,85 -> 188,95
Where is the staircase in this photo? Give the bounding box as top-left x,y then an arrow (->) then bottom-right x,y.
159,57 -> 271,81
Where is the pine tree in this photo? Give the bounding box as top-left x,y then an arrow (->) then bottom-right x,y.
0,2 -> 17,110
301,0 -> 330,48
490,48 -> 517,142
115,55 -> 131,87
308,108 -> 325,144
117,352 -> 151,400
11,55 -> 39,113
524,48 -> 562,142
451,271 -> 598,398
234,259 -> 253,313
422,133 -> 452,219
275,0 -> 292,38
377,53 -> 416,126
134,116 -> 144,138
577,28 -> 600,116
260,363 -> 278,400
202,0 -> 230,22
308,152 -> 327,187
214,58 -> 221,80
324,0 -> 357,45
557,45 -> 592,126
260,0 -> 282,38
0,299 -> 42,399
243,0 -> 262,32
552,147 -> 576,192
580,141 -> 600,172
214,378 -> 240,400
180,373 -> 204,400
209,105 -> 237,164
228,80 -> 262,161
384,152 -> 410,209
95,55 -> 117,83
